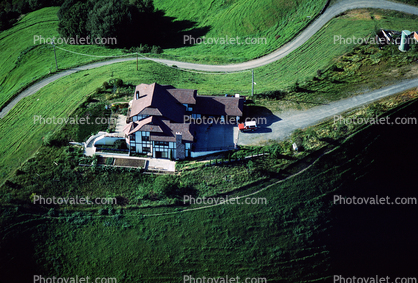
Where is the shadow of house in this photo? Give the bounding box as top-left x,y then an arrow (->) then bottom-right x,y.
242,105 -> 281,128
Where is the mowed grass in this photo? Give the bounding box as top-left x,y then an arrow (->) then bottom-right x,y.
1,6 -> 418,111
2,9 -> 418,184
1,98 -> 417,282
154,0 -> 326,62
0,60 -> 246,184
0,7 -> 130,110
0,1 -> 326,110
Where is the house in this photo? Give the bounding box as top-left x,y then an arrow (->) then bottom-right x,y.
123,83 -> 244,160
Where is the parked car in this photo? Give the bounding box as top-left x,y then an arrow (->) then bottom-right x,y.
239,121 -> 257,132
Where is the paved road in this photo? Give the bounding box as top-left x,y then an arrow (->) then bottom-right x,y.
0,58 -> 134,118
238,79 -> 418,145
149,0 -> 418,72
2,0 -> 418,120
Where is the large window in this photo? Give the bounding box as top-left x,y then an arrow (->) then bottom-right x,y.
154,141 -> 169,146
141,131 -> 150,141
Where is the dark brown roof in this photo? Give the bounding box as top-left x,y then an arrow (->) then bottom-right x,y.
130,83 -> 185,122
124,116 -> 195,143
194,96 -> 244,116
129,83 -> 244,133
166,88 -> 197,104
151,122 -> 195,143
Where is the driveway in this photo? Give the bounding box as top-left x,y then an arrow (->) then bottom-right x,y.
238,80 -> 418,145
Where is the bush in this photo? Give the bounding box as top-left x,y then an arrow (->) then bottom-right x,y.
115,78 -> 123,87
151,45 -> 162,54
289,81 -> 300,93
95,87 -> 102,94
43,131 -> 60,146
138,44 -> 150,53
105,158 -> 114,165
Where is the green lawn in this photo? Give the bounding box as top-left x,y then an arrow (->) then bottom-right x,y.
0,1 -> 327,110
154,0 -> 327,62
0,7 -> 132,110
2,8 -> 418,186
1,97 -> 417,282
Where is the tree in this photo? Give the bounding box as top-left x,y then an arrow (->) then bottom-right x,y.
87,0 -> 131,42
58,1 -> 91,38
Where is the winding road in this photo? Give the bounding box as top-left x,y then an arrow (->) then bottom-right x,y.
1,0 -> 418,145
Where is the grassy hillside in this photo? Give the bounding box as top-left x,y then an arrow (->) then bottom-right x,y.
2,8 -> 418,185
0,7 -> 129,110
0,1 -> 326,110
1,97 -> 417,282
153,0 -> 326,62
1,5 -> 418,112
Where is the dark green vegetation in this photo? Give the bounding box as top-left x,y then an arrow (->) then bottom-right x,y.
0,0 -> 63,31
1,84 -> 415,209
57,0 -> 181,48
1,96 -> 417,282
153,0 -> 326,62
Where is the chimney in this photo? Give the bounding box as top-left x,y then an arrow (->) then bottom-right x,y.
175,132 -> 185,160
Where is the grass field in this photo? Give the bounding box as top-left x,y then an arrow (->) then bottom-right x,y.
1,2 -> 418,282
2,8 -> 418,186
1,6 -> 418,113
0,7 -> 130,111
1,97 -> 417,282
153,0 -> 327,62
0,0 -> 326,111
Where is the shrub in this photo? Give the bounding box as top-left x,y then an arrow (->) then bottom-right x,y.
151,45 -> 162,54
115,78 -> 123,87
138,44 -> 150,53
289,80 -> 300,93
43,132 -> 58,146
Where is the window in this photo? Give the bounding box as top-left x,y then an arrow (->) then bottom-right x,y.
183,104 -> 193,112
130,134 -> 135,141
155,141 -> 169,146
191,114 -> 201,119
141,131 -> 150,141
143,147 -> 151,152
137,114 -> 149,121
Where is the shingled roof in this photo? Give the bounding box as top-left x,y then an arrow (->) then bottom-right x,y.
126,83 -> 244,143
130,83 -> 185,122
124,116 -> 195,143
194,96 -> 244,116
166,88 -> 197,104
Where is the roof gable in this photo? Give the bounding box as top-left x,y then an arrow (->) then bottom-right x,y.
130,83 -> 186,122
